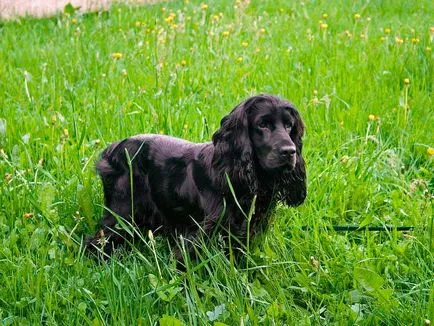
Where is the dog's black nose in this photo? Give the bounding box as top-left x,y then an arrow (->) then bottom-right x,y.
280,146 -> 296,158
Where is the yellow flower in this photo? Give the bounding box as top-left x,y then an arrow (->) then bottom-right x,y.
24,212 -> 34,219
426,47 -> 432,52
368,114 -> 376,121
241,41 -> 249,47
259,28 -> 266,34
222,31 -> 230,37
71,18 -> 78,24
255,48 -> 261,53
322,13 -> 328,19
395,37 -> 404,44
411,38 -> 420,44
111,52 -> 123,60
384,28 -> 391,34
180,59 -> 187,66
135,21 -> 141,27
164,13 -> 176,24
320,23 -> 328,30
354,13 -> 361,19
201,3 -> 208,10
63,128 -> 69,137
236,56 -> 243,62
430,26 -> 434,34
404,78 -> 410,85
161,7 -> 166,12
427,147 -> 434,156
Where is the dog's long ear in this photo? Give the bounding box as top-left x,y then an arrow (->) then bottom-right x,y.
212,97 -> 258,194
277,107 -> 307,206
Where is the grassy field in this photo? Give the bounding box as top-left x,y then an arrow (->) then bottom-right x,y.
0,0 -> 433,324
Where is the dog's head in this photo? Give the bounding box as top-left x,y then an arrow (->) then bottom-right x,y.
212,94 -> 306,205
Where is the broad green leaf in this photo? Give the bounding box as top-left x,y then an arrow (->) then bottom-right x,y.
159,315 -> 183,326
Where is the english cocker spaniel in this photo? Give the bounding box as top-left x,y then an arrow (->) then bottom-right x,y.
87,94 -> 306,258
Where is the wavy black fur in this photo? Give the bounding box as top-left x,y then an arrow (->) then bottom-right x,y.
87,94 -> 306,258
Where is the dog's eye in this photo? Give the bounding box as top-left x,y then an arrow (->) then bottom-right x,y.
284,123 -> 292,131
258,121 -> 270,129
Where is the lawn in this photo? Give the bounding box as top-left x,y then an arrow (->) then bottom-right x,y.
0,0 -> 433,324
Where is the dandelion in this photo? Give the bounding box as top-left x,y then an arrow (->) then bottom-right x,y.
212,15 -> 220,22
24,212 -> 34,219
180,59 -> 187,66
368,114 -> 376,121
322,13 -> 328,19
164,13 -> 176,24
384,28 -> 391,34
404,78 -> 410,86
395,37 -> 404,45
360,33 -> 366,40
135,21 -> 141,27
354,13 -> 361,20
320,23 -> 328,30
426,47 -> 432,52
111,52 -> 123,60
71,18 -> 78,24
411,38 -> 420,44
427,148 -> 434,156
121,69 -> 127,76
201,3 -> 208,10
241,41 -> 249,47
236,56 -> 243,62
255,48 -> 261,53
345,30 -> 352,38
222,31 -> 230,37
161,7 -> 166,12
259,28 -> 266,34
430,26 -> 434,34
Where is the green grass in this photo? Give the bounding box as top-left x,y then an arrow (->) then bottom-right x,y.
0,0 -> 433,324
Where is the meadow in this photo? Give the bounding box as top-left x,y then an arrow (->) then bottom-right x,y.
0,0 -> 433,324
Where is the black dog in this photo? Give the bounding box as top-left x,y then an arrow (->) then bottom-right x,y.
87,94 -> 306,258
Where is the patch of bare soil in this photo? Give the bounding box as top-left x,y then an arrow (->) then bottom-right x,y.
0,0 -> 162,19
